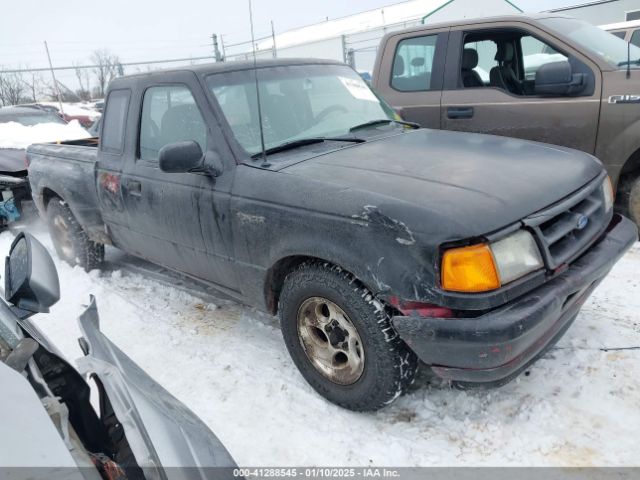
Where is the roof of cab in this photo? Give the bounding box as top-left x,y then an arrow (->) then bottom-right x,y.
109,57 -> 346,88
378,12 -> 573,40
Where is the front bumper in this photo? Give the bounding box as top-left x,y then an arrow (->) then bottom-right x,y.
392,214 -> 638,386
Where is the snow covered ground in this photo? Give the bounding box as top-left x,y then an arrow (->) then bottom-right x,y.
2,218 -> 639,467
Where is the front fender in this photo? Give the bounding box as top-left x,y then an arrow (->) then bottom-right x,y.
76,297 -> 237,474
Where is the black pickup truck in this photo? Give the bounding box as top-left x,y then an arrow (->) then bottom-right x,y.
27,59 -> 637,411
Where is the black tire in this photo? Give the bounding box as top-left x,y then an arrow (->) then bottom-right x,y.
46,199 -> 104,271
279,262 -> 418,411
617,173 -> 640,227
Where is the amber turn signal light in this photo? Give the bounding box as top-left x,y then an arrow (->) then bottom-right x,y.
441,243 -> 501,292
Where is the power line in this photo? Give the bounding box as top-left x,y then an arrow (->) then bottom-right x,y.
0,55 -> 216,74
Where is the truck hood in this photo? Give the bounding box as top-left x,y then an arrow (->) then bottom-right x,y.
76,297 -> 236,475
281,129 -> 603,235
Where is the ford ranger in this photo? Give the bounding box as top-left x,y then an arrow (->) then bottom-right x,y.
26,59 -> 638,411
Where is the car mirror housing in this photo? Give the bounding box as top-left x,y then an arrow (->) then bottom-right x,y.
159,141 -> 205,174
535,61 -> 586,96
5,233 -> 60,313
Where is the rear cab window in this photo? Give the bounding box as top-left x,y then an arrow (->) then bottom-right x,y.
391,34 -> 441,92
101,89 -> 130,154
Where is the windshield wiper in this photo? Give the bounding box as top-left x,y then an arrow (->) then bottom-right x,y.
251,137 -> 364,158
349,118 -> 420,132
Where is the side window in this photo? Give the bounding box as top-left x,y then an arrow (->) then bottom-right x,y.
631,30 -> 640,47
391,34 -> 438,92
461,39 -> 497,86
520,35 -> 568,81
609,30 -> 627,40
101,89 -> 130,153
462,32 -> 571,96
139,85 -> 207,162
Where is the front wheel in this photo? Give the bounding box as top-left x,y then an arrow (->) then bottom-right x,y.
279,262 -> 418,411
47,199 -> 104,271
617,174 -> 640,227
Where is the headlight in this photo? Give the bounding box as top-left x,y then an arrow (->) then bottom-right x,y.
441,230 -> 543,293
602,176 -> 614,212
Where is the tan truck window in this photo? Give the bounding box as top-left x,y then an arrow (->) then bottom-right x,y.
462,32 -> 568,96
521,36 -> 567,81
463,40 -> 496,85
391,35 -> 438,92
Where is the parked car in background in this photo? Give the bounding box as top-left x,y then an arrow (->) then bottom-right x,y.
87,116 -> 101,137
0,105 -> 91,227
22,102 -> 101,128
0,106 -> 69,226
27,59 -> 637,411
0,233 -> 237,477
601,19 -> 640,46
92,99 -> 105,113
372,14 -> 640,226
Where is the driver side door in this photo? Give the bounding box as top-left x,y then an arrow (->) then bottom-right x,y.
440,22 -> 601,155
120,75 -> 237,290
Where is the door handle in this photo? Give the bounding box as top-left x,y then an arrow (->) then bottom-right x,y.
447,107 -> 474,119
127,180 -> 142,197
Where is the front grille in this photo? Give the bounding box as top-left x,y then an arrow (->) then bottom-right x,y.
524,173 -> 610,270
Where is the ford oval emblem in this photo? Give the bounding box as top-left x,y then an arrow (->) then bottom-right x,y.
576,215 -> 589,230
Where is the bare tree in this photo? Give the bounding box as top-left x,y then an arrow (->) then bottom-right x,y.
74,63 -> 91,101
0,69 -> 26,106
91,49 -> 120,98
22,72 -> 43,103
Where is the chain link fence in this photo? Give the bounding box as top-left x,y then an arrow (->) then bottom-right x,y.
225,16 -> 426,74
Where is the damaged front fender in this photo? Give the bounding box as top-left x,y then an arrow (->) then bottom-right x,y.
76,296 -> 237,477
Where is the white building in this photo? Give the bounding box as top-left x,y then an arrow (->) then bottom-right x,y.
546,0 -> 640,25
230,0 -> 523,72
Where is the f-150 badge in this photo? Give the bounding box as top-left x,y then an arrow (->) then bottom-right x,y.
608,95 -> 640,104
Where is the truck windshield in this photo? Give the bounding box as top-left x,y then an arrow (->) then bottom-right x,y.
206,64 -> 396,156
540,17 -> 640,68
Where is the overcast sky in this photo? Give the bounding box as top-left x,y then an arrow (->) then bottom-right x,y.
0,0 -> 578,90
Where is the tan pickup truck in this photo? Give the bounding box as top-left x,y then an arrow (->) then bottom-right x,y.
372,14 -> 640,226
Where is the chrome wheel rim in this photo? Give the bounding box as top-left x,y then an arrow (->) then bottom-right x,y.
296,297 -> 365,385
52,215 -> 74,259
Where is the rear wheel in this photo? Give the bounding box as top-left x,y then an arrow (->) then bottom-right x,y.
47,199 -> 104,271
279,262 -> 418,411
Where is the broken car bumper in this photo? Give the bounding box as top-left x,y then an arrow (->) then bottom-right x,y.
392,214 -> 638,386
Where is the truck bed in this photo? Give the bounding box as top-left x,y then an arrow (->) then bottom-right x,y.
27,140 -> 108,244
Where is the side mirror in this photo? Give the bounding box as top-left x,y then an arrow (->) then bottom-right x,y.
5,233 -> 60,313
158,141 -> 222,177
535,61 -> 585,96
159,141 -> 204,173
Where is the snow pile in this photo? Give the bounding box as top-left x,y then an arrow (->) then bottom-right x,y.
0,120 -> 91,149
2,219 -> 639,467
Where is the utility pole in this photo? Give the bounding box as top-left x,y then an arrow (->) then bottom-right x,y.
44,41 -> 64,115
220,35 -> 226,61
271,20 -> 277,58
211,34 -> 223,62
347,48 -> 356,68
